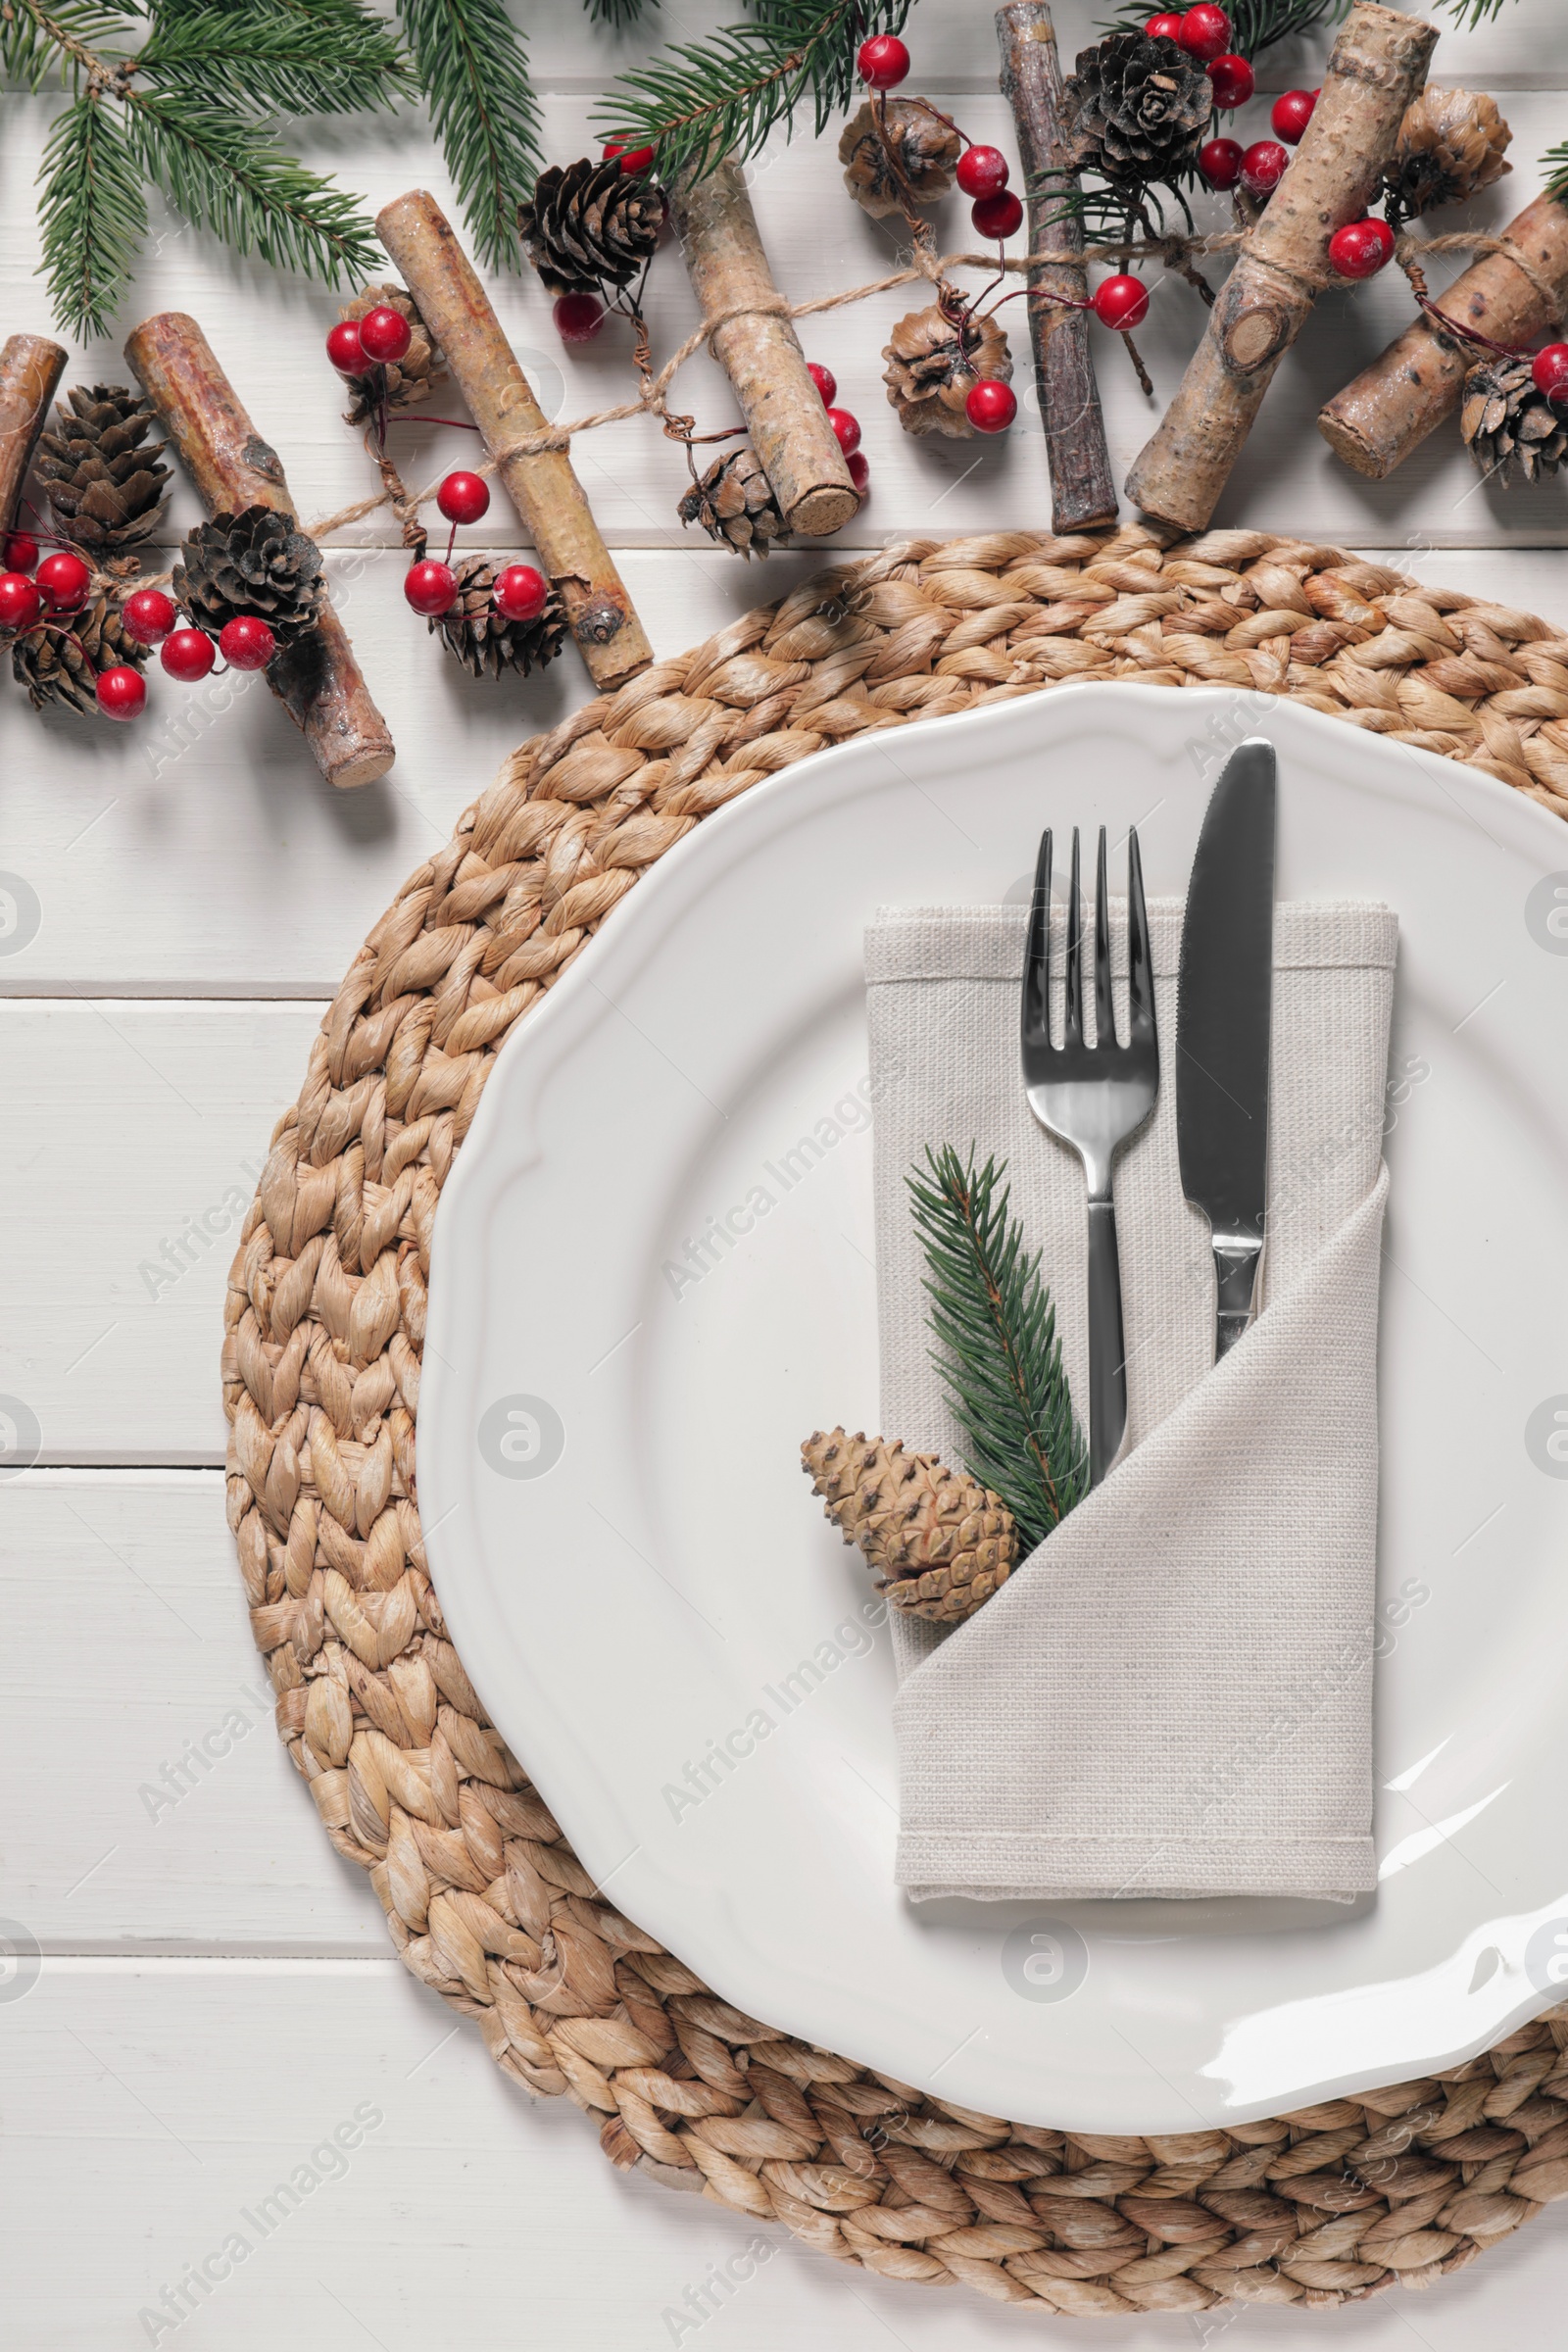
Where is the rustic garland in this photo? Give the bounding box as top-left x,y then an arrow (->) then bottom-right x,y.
223,523 -> 1568,2322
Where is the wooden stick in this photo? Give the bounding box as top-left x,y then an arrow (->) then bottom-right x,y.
1126,1 -> 1437,532
375,191 -> 652,688
124,314 -> 393,791
0,333 -> 67,533
669,157 -> 858,538
1319,193 -> 1568,478
995,2 -> 1116,533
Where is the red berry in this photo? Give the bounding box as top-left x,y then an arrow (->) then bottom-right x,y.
956,144 -> 1009,200
807,361 -> 837,406
1199,136 -> 1245,190
436,469 -> 491,526
404,560 -> 458,617
846,451 -> 870,496
554,292 -> 605,344
219,615 -> 277,670
1092,274 -> 1152,331
1240,139 -> 1290,198
326,319 -> 368,376
602,138 -> 657,175
0,570 -> 43,632
1532,343 -> 1568,405
857,34 -> 909,89
1145,13 -> 1185,37
1207,53 -> 1253,110
1178,5 -> 1232,64
358,305 -> 413,366
160,627 -> 217,682
965,380 -> 1017,434
826,407 -> 861,458
1271,87 -> 1318,145
122,588 -> 177,646
493,564 -> 550,623
1328,217 -> 1395,279
3,531 -> 38,573
971,189 -> 1024,241
37,549 -> 91,613
96,663 -> 146,720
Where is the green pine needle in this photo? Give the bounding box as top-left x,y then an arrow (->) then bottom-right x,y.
582,0 -> 649,23
596,0 -> 914,186
126,89 -> 382,285
1102,0 -> 1348,45
1437,0 -> 1511,24
906,1146 -> 1086,1556
39,92 -> 149,343
397,0 -> 545,272
139,0 -> 414,120
1544,138 -> 1568,209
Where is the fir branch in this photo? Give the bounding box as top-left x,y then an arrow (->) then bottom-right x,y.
396,0 -> 544,271
582,0 -> 649,22
1544,137 -> 1568,209
1437,0 -> 1511,23
1102,0 -> 1348,47
906,1146 -> 1086,1555
139,0 -> 413,120
596,0 -> 915,185
38,90 -> 148,341
125,88 -> 382,284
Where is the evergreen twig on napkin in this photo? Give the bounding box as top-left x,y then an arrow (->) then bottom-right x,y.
907,1146 -> 1086,1554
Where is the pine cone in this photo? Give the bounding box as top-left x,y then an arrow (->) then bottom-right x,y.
173,506 -> 325,645
12,594 -> 147,717
883,307 -> 1012,439
519,157 -> 662,295
1061,30 -> 1210,189
802,1428 -> 1017,1626
1386,88 -> 1512,219
429,554 -> 568,679
339,283 -> 446,427
677,444 -> 789,558
839,97 -> 962,218
1460,355 -> 1568,485
33,385 -> 170,557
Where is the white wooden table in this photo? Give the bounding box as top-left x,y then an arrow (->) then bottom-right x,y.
5,4 -> 1568,2342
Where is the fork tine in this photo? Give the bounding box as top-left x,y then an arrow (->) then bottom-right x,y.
1022,828 -> 1052,1045
1093,824 -> 1114,1052
1126,826 -> 1154,1045
1063,827 -> 1083,1044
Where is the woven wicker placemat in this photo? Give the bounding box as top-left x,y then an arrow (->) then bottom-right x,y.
222,523 -> 1568,2319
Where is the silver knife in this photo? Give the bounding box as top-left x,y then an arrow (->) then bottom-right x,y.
1176,740 -> 1278,1360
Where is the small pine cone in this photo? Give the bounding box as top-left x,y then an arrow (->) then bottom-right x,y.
1387,88 -> 1512,220
677,444 -> 789,558
519,157 -> 662,295
34,385 -> 170,556
883,307 -> 1012,439
429,554 -> 568,679
173,506 -> 325,644
839,97 -> 962,218
12,594 -> 148,717
802,1428 -> 1017,1627
339,283 -> 446,426
1460,355 -> 1568,486
1061,29 -> 1210,190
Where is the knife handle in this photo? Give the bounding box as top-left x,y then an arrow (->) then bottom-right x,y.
1087,1200 -> 1127,1487
1213,1241 -> 1262,1360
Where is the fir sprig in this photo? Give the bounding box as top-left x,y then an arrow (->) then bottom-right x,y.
395,0 -> 545,274
907,1146 -> 1086,1555
596,0 -> 915,185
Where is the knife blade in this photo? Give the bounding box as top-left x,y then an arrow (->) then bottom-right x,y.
1176,738 -> 1278,1360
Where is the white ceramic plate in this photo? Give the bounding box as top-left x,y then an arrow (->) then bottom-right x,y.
420,683 -> 1568,2132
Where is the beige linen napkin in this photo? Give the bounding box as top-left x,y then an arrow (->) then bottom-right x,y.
867,898 -> 1396,1902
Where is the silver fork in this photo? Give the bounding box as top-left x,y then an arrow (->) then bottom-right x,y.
1020,825 -> 1158,1486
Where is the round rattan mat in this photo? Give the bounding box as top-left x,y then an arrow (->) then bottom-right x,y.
223,523 -> 1568,2319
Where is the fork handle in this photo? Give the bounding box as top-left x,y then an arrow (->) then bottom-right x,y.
1086,1200 -> 1127,1488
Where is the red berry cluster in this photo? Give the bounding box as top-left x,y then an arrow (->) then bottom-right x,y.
807,364 -> 871,493
125,584 -> 278,690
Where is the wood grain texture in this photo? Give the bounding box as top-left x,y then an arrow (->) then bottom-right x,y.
0,331 -> 64,528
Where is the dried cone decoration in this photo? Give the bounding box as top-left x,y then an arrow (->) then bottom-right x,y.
519,157 -> 662,293
34,384 -> 170,555
802,1428 -> 1018,1625
1062,28 -> 1210,189
1461,356 -> 1568,484
174,505 -> 325,644
429,555 -> 567,678
839,97 -> 962,216
884,307 -> 1012,439
677,444 -> 789,557
13,594 -> 148,715
338,284 -> 445,427
1386,87 -> 1512,218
